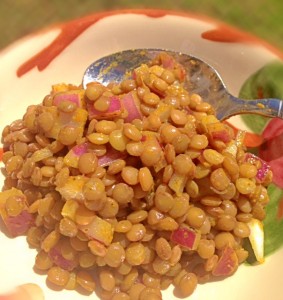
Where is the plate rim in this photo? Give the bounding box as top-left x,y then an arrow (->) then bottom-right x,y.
0,8 -> 282,60
0,7 -> 283,300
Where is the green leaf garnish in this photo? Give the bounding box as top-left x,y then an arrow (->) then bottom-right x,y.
263,184 -> 283,256
239,61 -> 283,134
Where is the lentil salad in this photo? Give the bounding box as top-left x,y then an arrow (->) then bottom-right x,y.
0,52 -> 272,299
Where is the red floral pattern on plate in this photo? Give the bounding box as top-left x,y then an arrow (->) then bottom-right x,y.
259,118 -> 283,188
16,9 -> 283,78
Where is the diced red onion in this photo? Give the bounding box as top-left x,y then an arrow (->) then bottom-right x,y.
245,153 -> 271,182
207,122 -> 232,143
49,247 -> 76,271
122,92 -> 142,122
171,226 -> 199,250
211,130 -> 231,143
87,96 -> 122,119
72,143 -> 88,156
53,93 -> 81,107
159,52 -> 175,69
98,146 -> 126,167
212,246 -> 238,277
159,52 -> 186,81
5,210 -> 34,237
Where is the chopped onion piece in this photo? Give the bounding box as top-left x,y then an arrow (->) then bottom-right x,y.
159,52 -> 175,69
235,129 -> 246,147
154,153 -> 167,173
207,122 -> 232,143
5,211 -> 34,237
169,173 -> 187,195
61,199 -> 79,221
122,92 -> 142,122
152,103 -> 171,123
56,176 -> 87,202
31,148 -> 53,162
212,246 -> 238,276
53,91 -> 83,107
87,96 -> 122,120
79,216 -> 114,246
98,146 -> 127,167
223,141 -> 238,157
245,153 -> 271,183
46,108 -> 88,140
247,218 -> 264,263
64,143 -> 88,168
171,226 -> 200,250
158,52 -> 186,81
49,246 -> 76,271
0,188 -> 33,236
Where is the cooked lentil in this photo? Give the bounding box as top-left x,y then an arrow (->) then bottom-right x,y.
0,52 -> 272,299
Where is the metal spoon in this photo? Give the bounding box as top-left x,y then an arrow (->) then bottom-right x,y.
82,49 -> 283,121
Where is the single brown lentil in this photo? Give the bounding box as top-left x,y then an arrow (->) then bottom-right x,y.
47,266 -> 70,287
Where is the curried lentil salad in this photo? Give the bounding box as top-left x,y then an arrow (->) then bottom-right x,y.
0,52 -> 272,299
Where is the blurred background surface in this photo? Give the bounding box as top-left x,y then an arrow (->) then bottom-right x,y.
0,0 -> 282,51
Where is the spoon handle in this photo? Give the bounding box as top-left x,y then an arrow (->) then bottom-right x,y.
223,94 -> 283,120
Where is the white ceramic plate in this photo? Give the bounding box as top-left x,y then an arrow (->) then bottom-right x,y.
0,9 -> 283,300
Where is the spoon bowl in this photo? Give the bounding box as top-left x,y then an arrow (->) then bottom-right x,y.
83,49 -> 283,121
